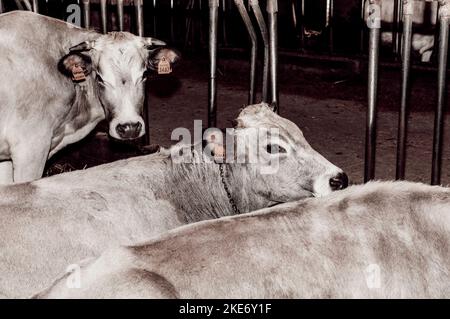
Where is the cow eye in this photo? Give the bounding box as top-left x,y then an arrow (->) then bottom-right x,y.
266,144 -> 287,154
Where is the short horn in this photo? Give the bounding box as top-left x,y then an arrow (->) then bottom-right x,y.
142,37 -> 167,48
69,41 -> 95,52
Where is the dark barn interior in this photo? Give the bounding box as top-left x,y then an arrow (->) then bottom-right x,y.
2,0 -> 450,184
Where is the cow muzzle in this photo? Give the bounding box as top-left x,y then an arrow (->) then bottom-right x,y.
115,122 -> 143,140
329,172 -> 349,191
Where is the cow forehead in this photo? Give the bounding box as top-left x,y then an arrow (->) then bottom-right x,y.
95,33 -> 147,69
236,104 -> 306,144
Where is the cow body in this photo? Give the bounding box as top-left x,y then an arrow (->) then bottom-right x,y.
0,11 -> 177,184
0,103 -> 346,298
40,181 -> 450,299
0,11 -> 103,182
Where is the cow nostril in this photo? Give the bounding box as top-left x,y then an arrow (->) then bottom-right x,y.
116,122 -> 142,139
134,122 -> 142,133
329,172 -> 349,191
116,124 -> 127,136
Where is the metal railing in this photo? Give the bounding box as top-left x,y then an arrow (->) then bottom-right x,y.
208,0 -> 279,127
364,0 -> 450,185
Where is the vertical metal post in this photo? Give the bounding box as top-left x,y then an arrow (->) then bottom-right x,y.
152,0 -> 157,37
432,0 -> 450,185
208,0 -> 219,128
364,0 -> 381,182
267,0 -> 279,112
0,0 -> 4,14
392,0 -> 402,55
360,0 -> 366,53
251,0 -> 269,103
22,0 -> 32,11
117,0 -> 124,31
170,0 -> 175,43
100,0 -> 107,34
135,0 -> 144,37
234,0 -> 257,105
396,0 -> 414,180
326,0 -> 334,52
32,0 -> 38,12
83,0 -> 91,29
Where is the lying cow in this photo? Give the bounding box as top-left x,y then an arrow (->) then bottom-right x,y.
0,11 -> 179,183
381,32 -> 434,63
380,0 -> 437,62
0,103 -> 347,298
39,181 -> 450,299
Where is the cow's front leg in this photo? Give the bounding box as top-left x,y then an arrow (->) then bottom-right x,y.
11,141 -> 51,183
0,161 -> 13,185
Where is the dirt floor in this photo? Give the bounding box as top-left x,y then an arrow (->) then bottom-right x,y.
46,55 -> 450,186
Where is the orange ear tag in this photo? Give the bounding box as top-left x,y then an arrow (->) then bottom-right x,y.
71,65 -> 86,82
214,145 -> 226,159
157,56 -> 172,75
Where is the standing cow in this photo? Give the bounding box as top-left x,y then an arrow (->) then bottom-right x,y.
0,11 -> 179,183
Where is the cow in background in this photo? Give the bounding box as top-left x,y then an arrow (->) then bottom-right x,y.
0,11 -> 179,183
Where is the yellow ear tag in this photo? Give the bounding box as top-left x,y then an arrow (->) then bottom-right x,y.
157,56 -> 172,75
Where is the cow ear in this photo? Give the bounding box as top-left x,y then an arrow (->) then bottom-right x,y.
147,48 -> 181,73
58,53 -> 93,82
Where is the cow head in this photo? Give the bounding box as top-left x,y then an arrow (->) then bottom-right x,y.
59,32 -> 180,140
207,103 -> 348,204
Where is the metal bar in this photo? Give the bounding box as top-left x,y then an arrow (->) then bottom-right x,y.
267,0 -> 279,112
83,0 -> 91,29
234,0 -> 257,105
326,0 -> 334,52
13,0 -> 24,11
360,0 -> 366,53
100,0 -> 107,34
22,0 -> 32,11
364,0 -> 381,182
251,0 -> 269,103
135,0 -> 144,37
32,0 -> 38,12
431,0 -> 450,185
117,0 -> 124,31
300,0 -> 305,49
170,0 -> 175,42
208,0 -> 219,128
0,0 -> 4,14
152,0 -> 157,37
396,0 -> 414,180
392,0 -> 402,55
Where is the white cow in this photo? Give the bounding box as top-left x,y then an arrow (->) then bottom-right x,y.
0,11 -> 179,183
0,103 -> 347,298
38,181 -> 450,299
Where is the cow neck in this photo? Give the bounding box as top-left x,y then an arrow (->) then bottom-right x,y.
160,158 -> 268,223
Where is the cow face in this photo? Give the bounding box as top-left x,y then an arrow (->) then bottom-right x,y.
224,103 -> 348,203
59,32 -> 179,141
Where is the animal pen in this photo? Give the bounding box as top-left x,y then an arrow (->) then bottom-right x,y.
1,0 -> 450,184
